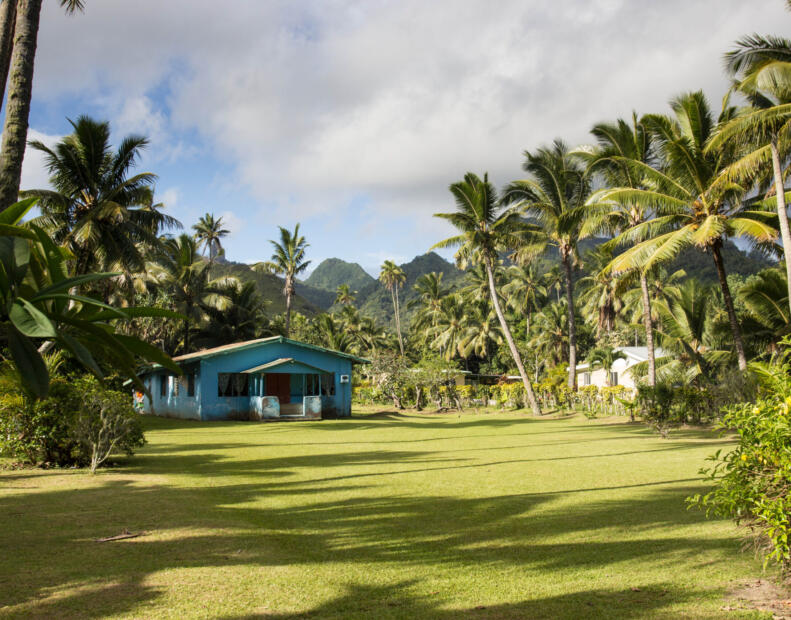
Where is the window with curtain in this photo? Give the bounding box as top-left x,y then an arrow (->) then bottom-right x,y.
218,373 -> 249,397
305,374 -> 321,396
320,374 -> 335,396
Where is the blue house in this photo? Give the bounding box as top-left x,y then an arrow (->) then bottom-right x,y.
138,337 -> 368,421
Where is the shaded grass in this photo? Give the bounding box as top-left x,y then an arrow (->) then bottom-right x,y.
0,410 -> 776,618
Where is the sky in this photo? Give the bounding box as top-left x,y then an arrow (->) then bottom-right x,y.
20,0 -> 791,277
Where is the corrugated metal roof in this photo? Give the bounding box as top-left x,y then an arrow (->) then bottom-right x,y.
140,336 -> 369,374
169,336 -> 369,364
241,358 -> 331,374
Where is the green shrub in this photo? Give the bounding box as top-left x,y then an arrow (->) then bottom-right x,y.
0,375 -> 144,469
690,354 -> 791,572
71,376 -> 145,473
0,378 -> 82,465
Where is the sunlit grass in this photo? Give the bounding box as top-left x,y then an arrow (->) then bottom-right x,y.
0,409 -> 775,618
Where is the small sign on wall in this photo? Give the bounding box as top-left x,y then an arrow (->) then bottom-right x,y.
340,375 -> 350,384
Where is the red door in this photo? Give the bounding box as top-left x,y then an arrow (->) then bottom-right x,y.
265,374 -> 291,404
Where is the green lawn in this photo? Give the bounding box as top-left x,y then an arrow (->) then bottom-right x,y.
0,409 -> 778,618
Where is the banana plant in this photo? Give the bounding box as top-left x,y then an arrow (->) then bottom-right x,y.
0,198 -> 181,398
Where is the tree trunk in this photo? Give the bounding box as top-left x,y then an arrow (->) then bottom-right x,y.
484,255 -> 541,415
711,241 -> 748,371
392,287 -> 404,355
0,0 -> 17,108
770,136 -> 791,320
285,288 -> 292,337
562,254 -> 577,390
639,273 -> 656,387
0,0 -> 40,211
183,318 -> 190,354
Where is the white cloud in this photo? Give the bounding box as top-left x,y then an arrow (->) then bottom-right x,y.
28,0 -> 791,260
20,129 -> 61,192
159,187 -> 181,210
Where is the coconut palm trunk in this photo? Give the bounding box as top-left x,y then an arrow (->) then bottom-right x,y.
639,273 -> 657,386
770,135 -> 791,319
284,276 -> 293,337
711,241 -> 748,371
393,286 -> 404,355
484,255 -> 541,415
0,0 -> 40,211
0,0 -> 17,107
562,253 -> 577,390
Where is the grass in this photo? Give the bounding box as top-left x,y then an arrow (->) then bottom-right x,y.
0,408 -> 778,618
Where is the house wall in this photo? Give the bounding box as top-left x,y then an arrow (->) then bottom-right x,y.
579,363 -> 637,389
197,341 -> 354,420
141,363 -> 201,420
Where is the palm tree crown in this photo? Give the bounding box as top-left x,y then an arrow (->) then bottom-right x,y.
193,213 -> 230,262
269,223 -> 310,337
25,116 -> 180,279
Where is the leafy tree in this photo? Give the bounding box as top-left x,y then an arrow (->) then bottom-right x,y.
503,140 -> 591,389
433,172 -> 543,415
0,198 -> 179,397
379,259 -> 406,355
269,223 -> 310,338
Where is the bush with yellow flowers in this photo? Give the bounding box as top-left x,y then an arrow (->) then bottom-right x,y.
690,342 -> 791,572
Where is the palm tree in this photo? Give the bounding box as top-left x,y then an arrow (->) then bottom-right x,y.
335,283 -> 356,306
379,259 -> 406,355
195,281 -> 269,348
529,301 -> 570,369
0,0 -> 85,211
432,172 -> 543,415
585,346 -> 626,387
409,272 -> 449,332
577,245 -> 627,339
621,266 -> 686,336
0,0 -> 17,109
738,268 -> 789,352
24,116 -> 179,283
193,213 -> 229,272
502,263 -> 546,339
150,234 -> 234,354
314,313 -> 355,353
430,294 -> 468,362
269,224 -> 310,338
503,140 -> 590,390
460,298 -> 502,360
653,281 -> 730,385
710,34 -> 791,317
593,92 -> 778,371
576,114 -> 660,385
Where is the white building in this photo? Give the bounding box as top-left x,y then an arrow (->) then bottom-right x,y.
574,346 -> 666,389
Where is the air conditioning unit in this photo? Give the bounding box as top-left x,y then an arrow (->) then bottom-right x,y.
340,375 -> 350,384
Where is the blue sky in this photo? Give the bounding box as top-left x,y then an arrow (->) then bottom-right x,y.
21,0 -> 790,276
